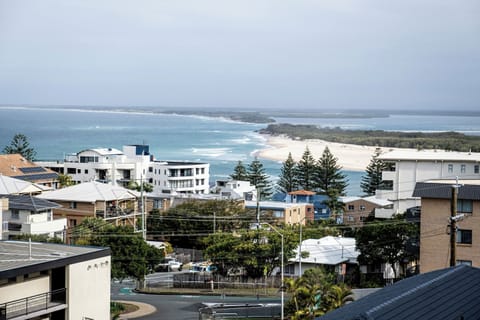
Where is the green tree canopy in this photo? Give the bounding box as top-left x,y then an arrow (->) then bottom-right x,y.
203,226 -> 297,278
361,149 -> 388,196
355,219 -> 419,278
72,217 -> 164,282
247,157 -> 272,199
315,147 -> 348,196
147,199 -> 252,249
296,147 -> 316,191
3,133 -> 37,161
277,152 -> 298,193
230,160 -> 249,181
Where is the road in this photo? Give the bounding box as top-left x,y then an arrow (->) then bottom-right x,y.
111,273 -> 281,320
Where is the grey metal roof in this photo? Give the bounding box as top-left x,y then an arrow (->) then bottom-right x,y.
1,194 -> 61,211
413,182 -> 480,201
14,172 -> 59,181
0,240 -> 110,278
318,265 -> 480,320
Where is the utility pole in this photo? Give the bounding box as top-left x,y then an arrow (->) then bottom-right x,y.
450,178 -> 460,267
141,174 -> 146,240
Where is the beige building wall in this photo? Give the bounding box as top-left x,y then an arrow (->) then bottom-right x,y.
343,199 -> 378,225
420,198 -> 480,273
0,276 -> 50,304
67,256 -> 111,320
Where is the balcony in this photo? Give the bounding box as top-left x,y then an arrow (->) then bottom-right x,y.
0,288 -> 67,320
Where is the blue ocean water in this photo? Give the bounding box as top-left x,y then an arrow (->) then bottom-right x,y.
1,107 -> 479,196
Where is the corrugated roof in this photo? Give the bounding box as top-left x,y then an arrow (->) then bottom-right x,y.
0,175 -> 43,195
291,236 -> 359,265
2,194 -> 61,211
37,181 -> 138,202
318,265 -> 480,320
413,182 -> 480,201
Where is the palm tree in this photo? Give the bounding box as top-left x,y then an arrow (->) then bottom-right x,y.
321,283 -> 354,313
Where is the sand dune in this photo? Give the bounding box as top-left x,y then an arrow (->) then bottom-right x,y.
255,134 -> 401,172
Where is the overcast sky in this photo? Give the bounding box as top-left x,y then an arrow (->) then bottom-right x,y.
0,0 -> 479,110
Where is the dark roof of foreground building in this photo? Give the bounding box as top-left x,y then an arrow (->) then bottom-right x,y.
318,265 -> 480,320
0,241 -> 110,279
2,194 -> 61,212
413,181 -> 480,201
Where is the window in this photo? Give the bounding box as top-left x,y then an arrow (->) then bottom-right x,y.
456,260 -> 472,266
70,202 -> 77,209
69,219 -> 77,227
348,205 -> 354,211
360,205 -> 366,211
149,167 -> 153,173
457,199 -> 473,214
461,164 -> 466,173
196,168 -> 199,175
201,168 -> 205,174
67,168 -> 76,174
84,169 -> 88,174
475,165 -> 479,174
11,210 -> 19,220
457,229 -> 472,244
448,164 -> 453,173
77,169 -> 81,174
347,216 -> 354,222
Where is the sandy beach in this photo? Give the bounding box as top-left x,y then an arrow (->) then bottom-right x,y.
255,134 -> 396,172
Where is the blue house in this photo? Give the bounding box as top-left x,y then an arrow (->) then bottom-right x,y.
272,190 -> 332,220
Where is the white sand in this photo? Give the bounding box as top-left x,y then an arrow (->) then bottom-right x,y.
255,134 -> 399,172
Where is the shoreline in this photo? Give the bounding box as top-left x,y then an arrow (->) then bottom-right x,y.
254,134 -> 413,172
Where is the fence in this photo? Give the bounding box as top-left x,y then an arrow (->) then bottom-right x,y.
0,288 -> 66,320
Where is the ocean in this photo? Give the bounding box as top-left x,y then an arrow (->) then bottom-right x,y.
1,106 -> 479,196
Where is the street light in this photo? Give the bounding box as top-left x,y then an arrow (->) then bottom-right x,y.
261,222 -> 284,320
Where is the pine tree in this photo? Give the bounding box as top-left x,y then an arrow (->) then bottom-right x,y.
316,147 -> 348,196
248,157 -> 272,199
296,147 -> 316,191
361,149 -> 387,196
277,152 -> 298,193
3,133 -> 37,161
230,160 -> 249,181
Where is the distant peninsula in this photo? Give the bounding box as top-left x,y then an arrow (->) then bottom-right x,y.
259,123 -> 480,153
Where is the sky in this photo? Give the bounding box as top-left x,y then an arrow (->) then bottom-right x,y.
0,0 -> 479,110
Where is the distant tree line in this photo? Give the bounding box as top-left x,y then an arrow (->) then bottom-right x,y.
260,124 -> 480,152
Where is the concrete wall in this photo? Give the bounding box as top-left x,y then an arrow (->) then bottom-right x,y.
67,256 -> 111,320
0,276 -> 50,304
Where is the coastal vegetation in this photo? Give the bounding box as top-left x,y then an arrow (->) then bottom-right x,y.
260,124 -> 480,152
2,133 -> 37,161
231,158 -> 273,199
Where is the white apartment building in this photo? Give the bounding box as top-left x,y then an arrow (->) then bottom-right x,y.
149,160 -> 210,195
40,144 -> 210,194
376,149 -> 480,217
0,240 -> 111,320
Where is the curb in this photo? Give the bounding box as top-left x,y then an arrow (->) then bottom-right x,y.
114,300 -> 157,319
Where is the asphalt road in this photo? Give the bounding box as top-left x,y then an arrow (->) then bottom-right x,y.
111,275 -> 281,320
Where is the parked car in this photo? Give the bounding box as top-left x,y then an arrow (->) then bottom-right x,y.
156,257 -> 183,272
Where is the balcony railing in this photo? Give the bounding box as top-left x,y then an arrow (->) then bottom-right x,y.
0,288 -> 66,320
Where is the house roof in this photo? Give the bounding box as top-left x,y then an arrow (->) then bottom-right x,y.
0,175 -> 44,195
0,240 -> 110,278
291,236 -> 359,265
288,190 -> 316,196
340,196 -> 392,207
413,181 -> 480,201
36,181 -> 138,203
318,265 -> 480,320
80,148 -> 123,156
245,200 -> 310,210
1,194 -> 61,211
377,149 -> 480,162
0,154 -> 58,182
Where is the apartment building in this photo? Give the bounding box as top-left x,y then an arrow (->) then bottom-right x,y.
39,144 -> 210,194
149,160 -> 210,195
0,240 -> 111,320
340,196 -> 393,225
376,149 -> 480,217
212,179 -> 257,200
245,200 -> 311,225
413,180 -> 480,273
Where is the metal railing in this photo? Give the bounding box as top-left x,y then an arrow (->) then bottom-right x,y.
0,288 -> 66,320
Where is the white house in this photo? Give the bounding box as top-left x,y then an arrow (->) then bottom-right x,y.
212,179 -> 257,200
376,149 -> 480,217
1,194 -> 67,240
0,240 -> 111,320
288,236 -> 359,277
